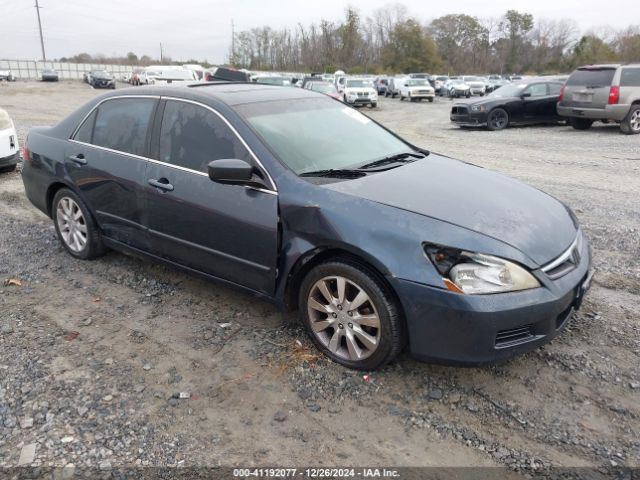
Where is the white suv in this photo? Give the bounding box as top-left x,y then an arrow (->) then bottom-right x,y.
342,78 -> 378,108
399,78 -> 435,102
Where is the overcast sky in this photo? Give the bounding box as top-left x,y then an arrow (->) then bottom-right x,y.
1,0 -> 636,64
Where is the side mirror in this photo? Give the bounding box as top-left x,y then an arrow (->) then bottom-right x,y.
208,159 -> 253,184
521,92 -> 532,98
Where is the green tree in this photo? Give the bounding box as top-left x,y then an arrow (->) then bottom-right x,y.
429,14 -> 488,72
499,10 -> 534,72
382,19 -> 441,73
571,35 -> 618,66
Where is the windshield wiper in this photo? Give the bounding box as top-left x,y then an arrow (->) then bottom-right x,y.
357,151 -> 426,170
299,169 -> 367,178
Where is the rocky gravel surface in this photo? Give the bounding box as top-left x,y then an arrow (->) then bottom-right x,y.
0,81 -> 639,477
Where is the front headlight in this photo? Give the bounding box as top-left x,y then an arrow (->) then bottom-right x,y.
425,245 -> 540,294
470,105 -> 485,112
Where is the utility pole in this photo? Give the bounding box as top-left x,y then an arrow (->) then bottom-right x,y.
231,19 -> 235,65
34,0 -> 46,63
160,43 -> 163,62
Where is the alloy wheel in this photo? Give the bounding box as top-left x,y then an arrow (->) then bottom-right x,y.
56,197 -> 88,253
307,276 -> 381,361
630,110 -> 640,132
489,109 -> 508,129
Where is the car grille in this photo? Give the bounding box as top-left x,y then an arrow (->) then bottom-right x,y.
451,106 -> 468,115
357,92 -> 369,97
495,325 -> 534,348
417,90 -> 431,94
542,232 -> 583,280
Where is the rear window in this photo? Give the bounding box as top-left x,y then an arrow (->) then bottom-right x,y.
566,68 -> 615,87
620,68 -> 640,87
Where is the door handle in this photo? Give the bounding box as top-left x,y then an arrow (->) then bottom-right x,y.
69,154 -> 87,165
148,178 -> 174,192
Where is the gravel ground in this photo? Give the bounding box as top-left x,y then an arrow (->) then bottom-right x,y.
0,81 -> 639,476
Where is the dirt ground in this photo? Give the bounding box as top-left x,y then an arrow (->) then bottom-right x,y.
0,81 -> 638,475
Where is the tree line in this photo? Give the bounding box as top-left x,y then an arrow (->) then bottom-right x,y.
229,4 -> 640,74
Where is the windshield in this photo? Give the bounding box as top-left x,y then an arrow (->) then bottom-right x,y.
0,109 -> 13,130
346,79 -> 372,88
407,79 -> 428,86
451,79 -> 465,85
310,83 -> 336,93
464,76 -> 480,82
238,98 -> 412,175
488,83 -> 527,97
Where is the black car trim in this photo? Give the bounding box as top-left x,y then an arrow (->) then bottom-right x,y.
161,96 -> 278,192
68,95 -> 277,195
102,236 -> 274,303
148,228 -> 272,272
96,210 -> 148,230
70,95 -> 162,140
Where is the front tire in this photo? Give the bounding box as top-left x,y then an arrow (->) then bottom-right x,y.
299,260 -> 405,370
487,108 -> 509,131
428,97 -> 434,103
620,105 -> 640,135
570,118 -> 594,130
52,188 -> 106,260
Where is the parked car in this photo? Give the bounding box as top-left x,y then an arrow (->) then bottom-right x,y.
144,68 -> 197,85
398,78 -> 435,102
306,81 -> 342,100
41,68 -> 59,82
373,77 -> 389,95
0,69 -> 16,81
557,64 -> 640,134
20,83 -> 593,369
130,70 -> 142,85
444,79 -> 471,98
450,79 -> 564,130
461,76 -> 487,96
342,78 -> 377,107
386,76 -> 406,98
82,72 -> 91,84
0,108 -> 19,173
89,70 -> 115,89
433,76 -> 449,94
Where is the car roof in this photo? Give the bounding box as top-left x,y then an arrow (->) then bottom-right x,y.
105,82 -> 321,107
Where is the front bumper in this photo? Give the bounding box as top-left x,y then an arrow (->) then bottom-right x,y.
392,240 -> 593,365
346,97 -> 376,105
93,80 -> 115,88
557,104 -> 629,121
450,107 -> 488,126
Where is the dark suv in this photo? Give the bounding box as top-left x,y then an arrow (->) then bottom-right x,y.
558,64 -> 640,134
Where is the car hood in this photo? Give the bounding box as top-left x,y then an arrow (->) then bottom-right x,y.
323,154 -> 576,266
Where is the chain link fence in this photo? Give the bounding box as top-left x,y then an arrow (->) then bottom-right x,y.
0,59 -> 141,80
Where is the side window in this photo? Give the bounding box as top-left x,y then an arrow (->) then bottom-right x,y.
73,110 -> 96,143
548,83 -> 562,95
92,98 -> 155,156
524,84 -> 548,97
159,100 -> 252,173
620,68 -> 640,87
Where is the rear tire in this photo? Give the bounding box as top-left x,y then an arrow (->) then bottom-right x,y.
620,105 -> 640,135
570,118 -> 594,130
298,260 -> 406,370
52,188 -> 106,260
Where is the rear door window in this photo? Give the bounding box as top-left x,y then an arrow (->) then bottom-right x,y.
524,83 -> 548,97
620,68 -> 640,87
548,83 -> 562,95
73,110 -> 96,143
92,98 -> 156,156
566,68 -> 615,87
158,100 -> 252,173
